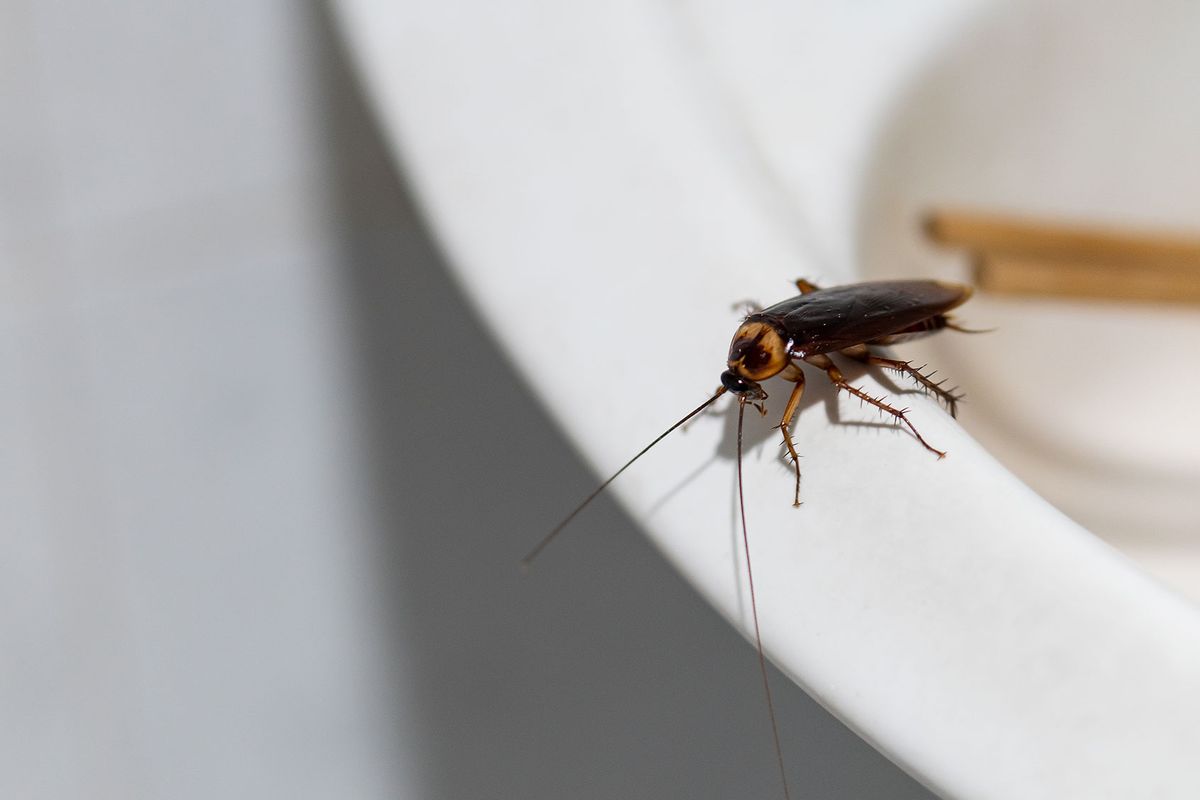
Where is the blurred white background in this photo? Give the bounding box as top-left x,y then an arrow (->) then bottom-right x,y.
0,2 -> 937,798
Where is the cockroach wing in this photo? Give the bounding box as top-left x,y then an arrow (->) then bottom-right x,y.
757,280 -> 971,357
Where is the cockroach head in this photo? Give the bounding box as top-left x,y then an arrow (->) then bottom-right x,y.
723,320 -> 787,396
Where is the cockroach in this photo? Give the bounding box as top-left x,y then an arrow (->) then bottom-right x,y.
522,278 -> 976,800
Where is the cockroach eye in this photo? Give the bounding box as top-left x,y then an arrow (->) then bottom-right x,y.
720,370 -> 756,394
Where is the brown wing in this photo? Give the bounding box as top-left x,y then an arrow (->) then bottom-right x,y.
752,280 -> 972,357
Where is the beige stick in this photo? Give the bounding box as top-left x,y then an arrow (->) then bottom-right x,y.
925,210 -> 1200,304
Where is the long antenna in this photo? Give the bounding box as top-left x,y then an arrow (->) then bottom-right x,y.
737,396 -> 792,800
520,387 -> 727,570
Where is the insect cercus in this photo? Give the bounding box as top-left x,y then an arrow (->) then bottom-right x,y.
523,278 -> 978,800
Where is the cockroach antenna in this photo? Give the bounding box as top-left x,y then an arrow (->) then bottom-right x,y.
735,394 -> 793,800
519,387 -> 726,571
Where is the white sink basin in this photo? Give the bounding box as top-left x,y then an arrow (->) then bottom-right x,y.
331,1 -> 1200,797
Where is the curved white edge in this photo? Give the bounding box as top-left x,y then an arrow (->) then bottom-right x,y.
331,2 -> 1200,798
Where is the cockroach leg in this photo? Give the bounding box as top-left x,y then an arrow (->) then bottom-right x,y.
731,299 -> 764,316
803,353 -> 946,458
794,278 -> 820,294
944,319 -> 995,334
839,344 -> 964,418
777,366 -> 806,507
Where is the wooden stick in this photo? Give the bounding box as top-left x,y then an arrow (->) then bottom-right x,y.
973,252 -> 1200,304
926,210 -> 1200,304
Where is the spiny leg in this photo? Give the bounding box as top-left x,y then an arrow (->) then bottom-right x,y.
794,278 -> 820,294
803,353 -> 946,458
777,366 -> 806,507
839,343 -> 964,418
